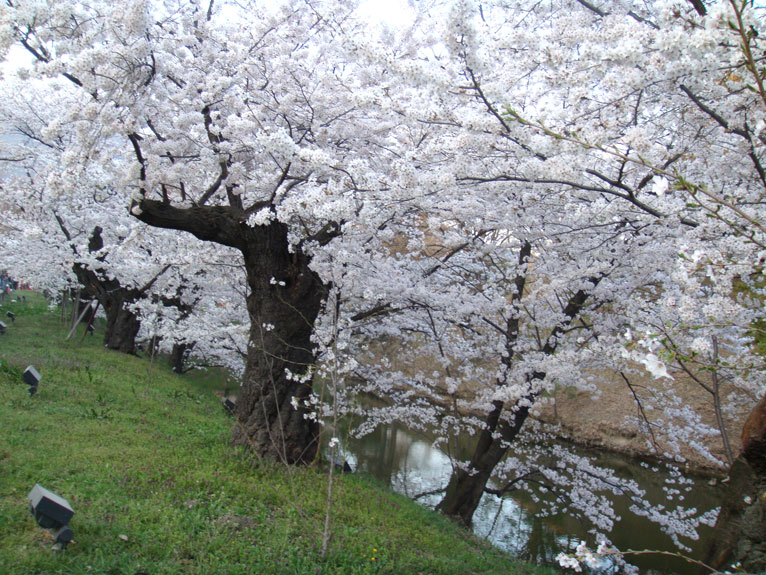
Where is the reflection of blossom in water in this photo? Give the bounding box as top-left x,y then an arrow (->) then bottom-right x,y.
391,439 -> 451,498
334,415 -> 719,575
472,492 -> 530,556
388,437 -> 536,555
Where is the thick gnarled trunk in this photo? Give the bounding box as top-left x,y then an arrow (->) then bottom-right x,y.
135,201 -> 329,464
74,282 -> 141,354
231,222 -> 326,463
57,222 -> 144,355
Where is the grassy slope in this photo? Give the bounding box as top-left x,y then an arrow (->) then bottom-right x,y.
0,293 -> 553,575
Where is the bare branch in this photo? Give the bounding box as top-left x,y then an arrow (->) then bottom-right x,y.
619,371 -> 662,453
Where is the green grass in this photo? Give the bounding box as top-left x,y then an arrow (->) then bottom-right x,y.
0,293 -> 553,575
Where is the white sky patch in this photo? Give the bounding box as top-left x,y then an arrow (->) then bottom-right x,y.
0,44 -> 34,79
357,0 -> 417,29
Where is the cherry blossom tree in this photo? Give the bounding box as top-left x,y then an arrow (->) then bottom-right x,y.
322,0 -> 765,563
131,249 -> 251,376
2,0 -> 765,568
0,0 -> 418,464
0,74 -> 199,354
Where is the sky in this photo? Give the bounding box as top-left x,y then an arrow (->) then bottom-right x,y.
357,0 -> 417,28
1,0 -> 418,73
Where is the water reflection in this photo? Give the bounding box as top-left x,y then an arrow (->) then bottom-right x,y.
335,416 -> 721,575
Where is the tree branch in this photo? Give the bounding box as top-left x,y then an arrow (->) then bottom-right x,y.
679,85 -> 747,138
679,84 -> 766,188
131,199 -> 245,250
53,212 -> 74,244
136,264 -> 172,296
484,469 -> 542,496
306,220 -> 342,247
465,67 -> 547,160
619,371 -> 662,453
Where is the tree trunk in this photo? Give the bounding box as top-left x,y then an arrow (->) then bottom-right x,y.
74,262 -> 142,354
61,226 -> 144,354
705,394 -> 766,573
437,276 -> 599,526
229,222 -> 327,464
102,296 -> 142,354
171,342 -> 193,373
134,200 -> 331,465
71,288 -> 81,329
437,400 -> 531,526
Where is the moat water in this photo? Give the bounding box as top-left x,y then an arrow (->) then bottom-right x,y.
331,415 -> 723,574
